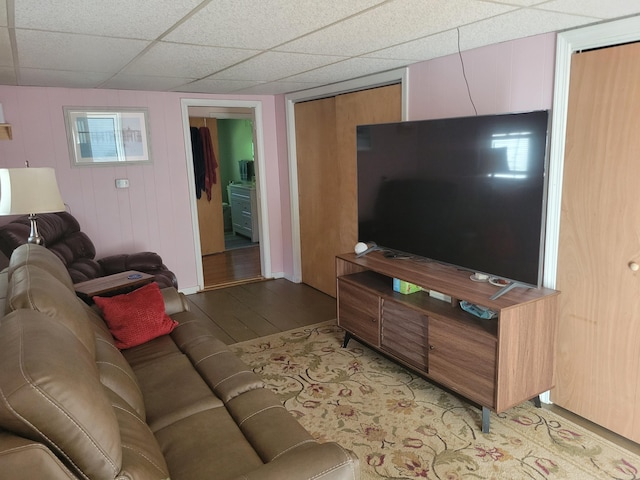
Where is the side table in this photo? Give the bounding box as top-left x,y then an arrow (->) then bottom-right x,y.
74,270 -> 153,304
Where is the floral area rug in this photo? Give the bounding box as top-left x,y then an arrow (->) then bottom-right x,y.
231,321 -> 640,480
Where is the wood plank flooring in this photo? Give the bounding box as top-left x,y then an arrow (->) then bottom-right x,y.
186,278 -> 337,344
202,245 -> 262,288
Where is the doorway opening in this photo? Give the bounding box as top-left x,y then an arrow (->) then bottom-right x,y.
181,99 -> 270,291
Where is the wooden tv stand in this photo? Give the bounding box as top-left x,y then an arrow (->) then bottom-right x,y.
335,252 -> 559,433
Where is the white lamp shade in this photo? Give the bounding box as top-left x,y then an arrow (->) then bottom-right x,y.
0,168 -> 66,215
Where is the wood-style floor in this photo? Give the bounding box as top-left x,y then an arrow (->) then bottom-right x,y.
186,278 -> 337,345
202,245 -> 262,289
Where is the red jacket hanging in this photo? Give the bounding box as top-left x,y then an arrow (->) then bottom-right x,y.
199,126 -> 218,201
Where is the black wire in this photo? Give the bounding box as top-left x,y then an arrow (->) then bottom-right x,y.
457,28 -> 478,115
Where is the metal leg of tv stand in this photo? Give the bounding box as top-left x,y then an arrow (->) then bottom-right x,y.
341,332 -> 352,348
482,407 -> 491,433
482,395 -> 540,433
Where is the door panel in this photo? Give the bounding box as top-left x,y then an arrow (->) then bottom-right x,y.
190,118 -> 225,256
295,97 -> 339,295
295,84 -> 402,296
553,43 -> 640,442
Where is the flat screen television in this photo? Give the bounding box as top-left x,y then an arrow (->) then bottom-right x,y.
356,110 -> 550,287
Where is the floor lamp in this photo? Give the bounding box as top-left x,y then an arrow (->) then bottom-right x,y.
0,167 -> 66,245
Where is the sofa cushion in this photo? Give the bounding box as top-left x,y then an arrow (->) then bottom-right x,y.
153,407 -> 264,479
226,388 -> 317,463
0,431 -> 77,480
169,312 -> 265,403
7,244 -> 74,291
125,346 -> 225,432
94,332 -> 146,420
5,264 -> 95,355
0,310 -> 122,479
104,389 -> 170,479
94,282 -> 178,349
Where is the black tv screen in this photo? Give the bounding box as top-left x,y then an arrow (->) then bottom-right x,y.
357,110 -> 550,287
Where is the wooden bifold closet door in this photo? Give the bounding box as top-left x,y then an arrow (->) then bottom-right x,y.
553,42 -> 640,443
295,84 -> 402,296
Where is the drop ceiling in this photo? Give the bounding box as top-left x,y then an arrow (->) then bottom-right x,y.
1,0 -> 639,96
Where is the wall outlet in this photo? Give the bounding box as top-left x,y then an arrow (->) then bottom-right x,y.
115,178 -> 129,188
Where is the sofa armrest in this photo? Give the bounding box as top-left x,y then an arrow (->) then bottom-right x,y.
234,442 -> 359,480
0,431 -> 77,479
99,252 -> 178,289
161,287 -> 190,315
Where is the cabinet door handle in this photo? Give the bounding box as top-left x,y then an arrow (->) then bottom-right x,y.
629,261 -> 639,272
429,345 -> 435,350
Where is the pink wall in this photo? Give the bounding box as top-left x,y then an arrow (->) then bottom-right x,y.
0,33 -> 557,289
0,87 -> 284,290
407,33 -> 556,120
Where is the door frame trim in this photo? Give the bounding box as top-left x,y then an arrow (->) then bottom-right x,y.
544,15 -> 640,291
180,98 -> 271,292
284,68 -> 409,283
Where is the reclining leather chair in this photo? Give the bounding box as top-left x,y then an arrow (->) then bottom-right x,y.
0,212 -> 178,289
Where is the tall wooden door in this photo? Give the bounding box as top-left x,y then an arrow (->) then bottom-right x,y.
553,42 -> 640,443
295,84 -> 402,296
190,117 -> 225,256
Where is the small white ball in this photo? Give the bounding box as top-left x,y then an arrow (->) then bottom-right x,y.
354,242 -> 368,254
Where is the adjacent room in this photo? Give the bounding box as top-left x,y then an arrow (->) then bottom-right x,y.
1,2 -> 639,479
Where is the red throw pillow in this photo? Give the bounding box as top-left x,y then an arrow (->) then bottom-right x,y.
93,282 -> 178,349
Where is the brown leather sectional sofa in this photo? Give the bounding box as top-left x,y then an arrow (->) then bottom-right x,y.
0,244 -> 359,479
0,212 -> 178,289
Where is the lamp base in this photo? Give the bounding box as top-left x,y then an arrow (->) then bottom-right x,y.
27,213 -> 44,245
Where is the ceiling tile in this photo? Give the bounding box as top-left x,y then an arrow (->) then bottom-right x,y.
233,81 -> 325,95
276,0 -> 516,56
16,30 -> 149,72
165,0 -> 384,49
14,0 -> 203,39
364,30 -> 460,61
211,51 -> 348,82
538,0 -> 640,19
458,8 -> 596,51
123,42 -> 260,78
174,78 -> 263,94
0,28 -> 13,66
0,66 -> 16,85
0,0 -> 7,26
285,57 -> 409,84
18,68 -> 111,88
490,0 -> 548,5
100,74 -> 197,92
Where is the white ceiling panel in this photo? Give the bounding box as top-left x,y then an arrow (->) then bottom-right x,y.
539,0 -> 640,19
2,1 -> 640,95
165,0 -> 384,50
14,0 -> 203,39
18,68 -> 112,88
0,66 -> 16,85
0,0 -> 7,26
364,30 -> 460,61
0,28 -> 13,66
233,81 -> 325,95
276,0 -> 516,56
175,78 -> 264,94
100,74 -> 197,92
286,57 -> 410,84
458,8 -> 596,51
210,51 -> 349,82
123,42 -> 260,78
16,30 -> 149,72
